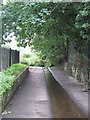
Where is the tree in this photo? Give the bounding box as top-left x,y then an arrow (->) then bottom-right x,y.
2,2 -> 89,65
2,2 -> 50,46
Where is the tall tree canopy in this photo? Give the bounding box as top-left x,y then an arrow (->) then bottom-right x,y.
2,2 -> 89,65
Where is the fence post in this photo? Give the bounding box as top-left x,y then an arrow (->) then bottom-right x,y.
15,50 -> 19,64
67,36 -> 70,63
88,40 -> 90,80
12,50 -> 15,64
17,51 -> 19,63
9,48 -> 11,67
0,45 -> 1,71
15,50 -> 17,63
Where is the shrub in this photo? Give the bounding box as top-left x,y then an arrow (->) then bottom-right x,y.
20,53 -> 45,67
0,63 -> 26,98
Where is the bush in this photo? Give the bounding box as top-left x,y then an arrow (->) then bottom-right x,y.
0,63 -> 26,98
20,53 -> 45,67
4,64 -> 26,76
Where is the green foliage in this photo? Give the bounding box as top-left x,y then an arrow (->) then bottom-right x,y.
32,33 -> 67,66
0,72 -> 15,97
2,2 -> 50,46
0,63 -> 26,98
20,53 -> 45,67
75,2 -> 89,53
3,64 -> 26,76
2,2 -> 89,66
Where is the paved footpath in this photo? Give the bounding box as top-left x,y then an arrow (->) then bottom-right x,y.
3,67 -> 53,118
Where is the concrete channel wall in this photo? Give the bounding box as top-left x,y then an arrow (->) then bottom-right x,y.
48,67 -> 88,118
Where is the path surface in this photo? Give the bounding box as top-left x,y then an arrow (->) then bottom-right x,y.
3,67 -> 53,118
2,67 -> 88,119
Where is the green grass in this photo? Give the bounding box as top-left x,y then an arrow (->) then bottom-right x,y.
0,63 -> 26,98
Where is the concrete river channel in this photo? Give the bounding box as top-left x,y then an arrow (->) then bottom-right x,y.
2,67 -> 87,119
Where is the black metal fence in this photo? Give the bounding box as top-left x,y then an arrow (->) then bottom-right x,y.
0,45 -> 20,71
